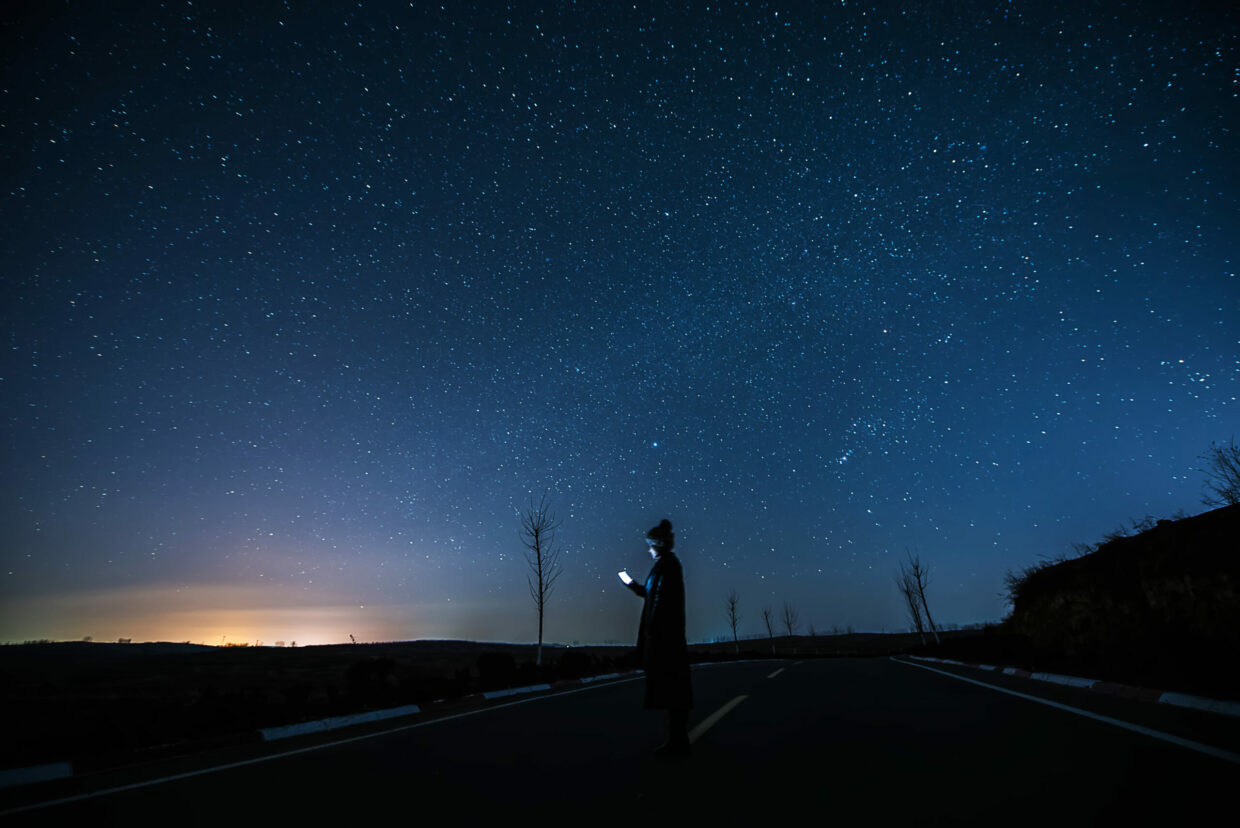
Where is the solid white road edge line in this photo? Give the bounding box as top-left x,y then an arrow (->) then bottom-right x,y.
688,695 -> 748,744
891,657 -> 1240,765
0,675 -> 646,817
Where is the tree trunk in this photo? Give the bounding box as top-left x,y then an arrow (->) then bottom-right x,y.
920,593 -> 941,645
537,609 -> 544,666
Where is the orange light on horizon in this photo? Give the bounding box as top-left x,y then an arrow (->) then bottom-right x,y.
0,584 -> 428,646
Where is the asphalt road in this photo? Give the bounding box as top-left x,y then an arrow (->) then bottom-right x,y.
3,657 -> 1236,824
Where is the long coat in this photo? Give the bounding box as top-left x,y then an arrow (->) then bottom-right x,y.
628,551 -> 693,710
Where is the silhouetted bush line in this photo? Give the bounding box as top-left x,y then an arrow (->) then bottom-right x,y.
688,629 -> 962,661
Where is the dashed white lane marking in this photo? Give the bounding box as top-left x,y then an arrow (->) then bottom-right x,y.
0,675 -> 645,817
689,695 -> 748,744
892,657 -> 1240,764
767,668 -> 785,679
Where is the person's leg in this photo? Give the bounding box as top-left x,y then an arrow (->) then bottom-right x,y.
669,708 -> 689,745
655,708 -> 690,756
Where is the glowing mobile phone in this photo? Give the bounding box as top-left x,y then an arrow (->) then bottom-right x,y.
618,571 -> 633,585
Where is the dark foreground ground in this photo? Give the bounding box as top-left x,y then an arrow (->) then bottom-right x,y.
3,657 -> 1236,825
2,627 -> 1234,775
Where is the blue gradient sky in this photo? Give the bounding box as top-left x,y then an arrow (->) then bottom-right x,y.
2,1 -> 1236,645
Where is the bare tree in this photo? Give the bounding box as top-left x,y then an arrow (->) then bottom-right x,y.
761,606 -> 776,655
725,589 -> 741,654
895,564 -> 927,644
1200,438 -> 1240,507
902,551 -> 940,645
781,601 -> 799,638
520,494 -> 563,666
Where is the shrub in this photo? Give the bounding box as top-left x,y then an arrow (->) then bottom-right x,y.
476,652 -> 517,690
555,650 -> 594,680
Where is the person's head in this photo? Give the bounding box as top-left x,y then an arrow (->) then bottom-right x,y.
646,519 -> 674,558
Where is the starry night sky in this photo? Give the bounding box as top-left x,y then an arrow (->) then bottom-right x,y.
2,2 -> 1236,646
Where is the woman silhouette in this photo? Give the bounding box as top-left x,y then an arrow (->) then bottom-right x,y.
623,519 -> 693,757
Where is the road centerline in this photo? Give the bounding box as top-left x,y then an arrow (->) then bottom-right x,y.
891,657 -> 1240,764
689,695 -> 748,744
767,667 -> 785,679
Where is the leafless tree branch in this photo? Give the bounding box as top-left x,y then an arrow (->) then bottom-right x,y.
1200,438 -> 1240,508
902,550 -> 940,645
725,589 -> 741,654
761,606 -> 776,655
781,601 -> 799,638
896,564 -> 926,644
520,493 -> 563,666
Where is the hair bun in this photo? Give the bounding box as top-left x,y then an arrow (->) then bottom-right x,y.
646,519 -> 675,550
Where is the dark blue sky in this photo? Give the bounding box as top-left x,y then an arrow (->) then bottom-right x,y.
2,1 -> 1236,645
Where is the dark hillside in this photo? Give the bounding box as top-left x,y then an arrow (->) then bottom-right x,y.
1005,503 -> 1240,697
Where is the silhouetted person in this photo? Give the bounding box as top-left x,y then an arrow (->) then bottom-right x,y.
623,519 -> 693,757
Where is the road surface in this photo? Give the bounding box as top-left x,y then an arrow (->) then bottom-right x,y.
3,657 -> 1236,824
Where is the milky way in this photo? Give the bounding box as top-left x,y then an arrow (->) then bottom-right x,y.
2,2 -> 1236,645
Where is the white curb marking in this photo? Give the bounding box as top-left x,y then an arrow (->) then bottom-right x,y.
482,684 -> 552,700
1031,672 -> 1098,688
1158,692 -> 1240,718
0,763 -> 73,790
260,705 -> 422,741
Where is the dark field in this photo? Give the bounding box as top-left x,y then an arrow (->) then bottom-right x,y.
0,638 -> 630,772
